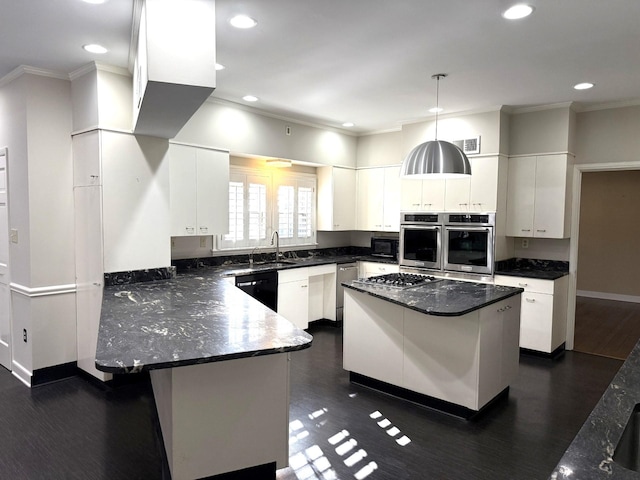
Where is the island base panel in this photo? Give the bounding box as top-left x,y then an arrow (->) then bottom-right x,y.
150,354 -> 290,480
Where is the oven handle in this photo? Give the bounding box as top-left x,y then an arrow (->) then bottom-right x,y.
444,226 -> 492,232
401,225 -> 440,230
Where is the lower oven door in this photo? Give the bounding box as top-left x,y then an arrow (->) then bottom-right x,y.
443,226 -> 494,275
399,225 -> 441,270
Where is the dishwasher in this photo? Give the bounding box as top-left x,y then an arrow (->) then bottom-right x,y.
336,262 -> 358,322
235,270 -> 278,311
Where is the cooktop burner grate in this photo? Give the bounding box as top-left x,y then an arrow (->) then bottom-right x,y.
356,272 -> 441,289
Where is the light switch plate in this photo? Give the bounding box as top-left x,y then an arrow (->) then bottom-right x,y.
10,228 -> 18,244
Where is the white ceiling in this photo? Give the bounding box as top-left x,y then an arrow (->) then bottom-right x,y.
2,0 -> 640,134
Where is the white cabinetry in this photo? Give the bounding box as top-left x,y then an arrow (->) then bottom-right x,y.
356,166 -> 401,231
357,261 -> 399,279
343,289 -> 520,411
169,144 -> 229,236
277,268 -> 309,330
505,154 -> 572,238
317,166 -> 356,231
494,274 -> 568,353
400,156 -> 503,213
277,264 -> 337,329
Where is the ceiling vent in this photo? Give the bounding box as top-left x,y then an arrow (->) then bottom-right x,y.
452,136 -> 481,155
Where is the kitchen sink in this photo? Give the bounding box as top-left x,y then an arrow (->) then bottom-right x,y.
253,260 -> 297,267
613,404 -> 640,471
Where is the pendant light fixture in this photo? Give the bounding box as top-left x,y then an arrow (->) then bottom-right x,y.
401,74 -> 472,179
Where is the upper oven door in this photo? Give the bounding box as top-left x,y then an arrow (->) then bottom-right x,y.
399,225 -> 442,270
443,226 -> 494,275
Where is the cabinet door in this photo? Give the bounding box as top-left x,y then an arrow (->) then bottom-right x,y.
469,156 -> 499,212
277,279 -> 309,329
420,179 -> 446,211
400,178 -> 423,211
333,167 -> 356,230
444,177 -> 471,211
169,144 -> 198,236
519,292 -> 554,352
383,166 -> 401,231
533,154 -> 568,238
195,149 -> 229,235
506,156 -> 536,236
343,290 -> 404,385
356,168 -> 384,230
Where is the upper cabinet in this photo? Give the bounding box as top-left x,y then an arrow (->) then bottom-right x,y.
317,166 -> 356,231
400,156 -> 504,213
356,166 -> 401,231
506,154 -> 573,238
169,144 -> 230,237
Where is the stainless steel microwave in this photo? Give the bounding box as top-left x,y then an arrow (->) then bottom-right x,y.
370,237 -> 399,260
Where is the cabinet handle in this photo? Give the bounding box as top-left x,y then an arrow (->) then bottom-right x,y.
186,227 -> 195,234
521,229 -> 531,232
412,203 -> 420,206
199,226 -> 209,233
301,285 -> 308,288
518,283 -> 528,287
536,229 -> 547,233
526,298 -> 536,303
92,282 -> 102,286
90,175 -> 99,179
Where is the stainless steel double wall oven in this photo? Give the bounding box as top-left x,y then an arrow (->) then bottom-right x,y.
400,212 -> 495,276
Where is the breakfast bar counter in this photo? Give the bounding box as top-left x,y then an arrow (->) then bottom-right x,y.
95,271 -> 312,480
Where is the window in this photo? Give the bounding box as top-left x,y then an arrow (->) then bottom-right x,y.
218,167 -> 316,250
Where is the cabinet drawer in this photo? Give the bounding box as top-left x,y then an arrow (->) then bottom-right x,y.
278,267 -> 309,283
307,263 -> 336,277
494,275 -> 554,294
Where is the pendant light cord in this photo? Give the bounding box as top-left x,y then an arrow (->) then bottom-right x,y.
431,73 -> 447,141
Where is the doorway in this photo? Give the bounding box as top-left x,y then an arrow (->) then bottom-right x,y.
568,164 -> 640,360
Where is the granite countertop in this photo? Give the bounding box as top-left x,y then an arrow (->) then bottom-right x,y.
95,271 -> 313,374
495,258 -> 569,280
550,340 -> 640,479
343,279 -> 523,316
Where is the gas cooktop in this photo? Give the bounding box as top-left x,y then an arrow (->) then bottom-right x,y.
355,272 -> 441,289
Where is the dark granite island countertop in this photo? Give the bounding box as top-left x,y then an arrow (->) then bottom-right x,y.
95,271 -> 313,374
343,278 -> 523,316
550,338 -> 640,479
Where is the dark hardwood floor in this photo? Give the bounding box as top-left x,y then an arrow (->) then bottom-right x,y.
574,296 -> 640,360
0,324 -> 623,479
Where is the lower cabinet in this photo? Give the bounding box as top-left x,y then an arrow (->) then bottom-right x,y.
494,274 -> 569,353
357,261 -> 399,279
277,264 -> 337,329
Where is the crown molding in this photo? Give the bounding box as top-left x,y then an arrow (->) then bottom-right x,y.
0,65 -> 68,87
574,98 -> 640,113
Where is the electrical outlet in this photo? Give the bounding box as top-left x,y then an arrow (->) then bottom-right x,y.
522,238 -> 529,249
23,329 -> 27,343
200,237 -> 207,248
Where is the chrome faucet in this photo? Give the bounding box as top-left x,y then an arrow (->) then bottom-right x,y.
271,230 -> 280,262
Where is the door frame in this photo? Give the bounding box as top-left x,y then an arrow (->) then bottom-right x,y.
0,146 -> 12,370
566,160 -> 640,350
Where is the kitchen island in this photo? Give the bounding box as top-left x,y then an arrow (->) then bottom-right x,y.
95,271 -> 312,480
343,278 -> 523,418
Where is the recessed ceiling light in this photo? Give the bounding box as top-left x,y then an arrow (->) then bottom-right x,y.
243,95 -> 258,102
230,15 -> 257,29
342,122 -> 355,127
502,4 -> 534,20
83,44 -> 108,54
574,82 -> 594,90
82,0 -> 107,4
429,107 -> 444,114
215,63 -> 225,71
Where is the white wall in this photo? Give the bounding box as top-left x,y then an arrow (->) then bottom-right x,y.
356,130 -> 402,168
174,100 -> 358,167
575,105 -> 640,165
400,109 -> 503,158
509,106 -> 573,155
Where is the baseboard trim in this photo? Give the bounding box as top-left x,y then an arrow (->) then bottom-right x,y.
520,342 -> 566,360
31,362 -> 78,387
11,360 -> 32,387
349,371 -> 509,421
577,290 -> 640,304
10,282 -> 76,297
